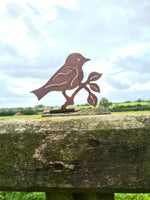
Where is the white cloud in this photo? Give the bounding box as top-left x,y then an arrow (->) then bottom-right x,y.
130,81 -> 150,91
109,43 -> 150,62
7,86 -> 25,95
109,44 -> 137,61
0,98 -> 7,102
47,38 -> 56,46
0,0 -> 9,14
0,18 -> 35,57
24,0 -> 76,21
0,0 -> 150,107
57,0 -> 77,9
0,56 -> 8,60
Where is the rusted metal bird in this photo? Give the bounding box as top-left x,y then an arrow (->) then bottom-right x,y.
31,53 -> 90,110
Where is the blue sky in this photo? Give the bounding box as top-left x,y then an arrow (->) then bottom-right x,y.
0,0 -> 150,108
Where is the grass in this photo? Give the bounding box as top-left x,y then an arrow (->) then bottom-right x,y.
0,110 -> 150,120
0,115 -> 41,120
0,191 -> 45,200
112,110 -> 150,114
115,193 -> 150,200
1,192 -> 150,200
109,101 -> 150,109
0,101 -> 150,119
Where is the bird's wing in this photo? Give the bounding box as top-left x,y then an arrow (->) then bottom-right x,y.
44,65 -> 77,90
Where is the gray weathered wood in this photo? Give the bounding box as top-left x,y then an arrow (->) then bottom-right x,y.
0,114 -> 150,194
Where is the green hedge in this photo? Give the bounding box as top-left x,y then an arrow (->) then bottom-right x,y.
110,104 -> 150,112
0,109 -> 38,116
0,192 -> 45,200
115,193 -> 150,200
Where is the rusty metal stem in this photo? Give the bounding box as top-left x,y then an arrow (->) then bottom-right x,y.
61,81 -> 91,110
71,81 -> 90,100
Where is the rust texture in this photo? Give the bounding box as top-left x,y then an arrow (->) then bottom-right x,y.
31,53 -> 102,111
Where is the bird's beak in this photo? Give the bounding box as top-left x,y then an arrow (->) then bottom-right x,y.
85,58 -> 90,62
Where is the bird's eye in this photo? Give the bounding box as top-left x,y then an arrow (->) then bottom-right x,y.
77,58 -> 80,61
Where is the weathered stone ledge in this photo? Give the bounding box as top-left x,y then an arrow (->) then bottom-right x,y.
0,114 -> 150,195
42,108 -> 111,117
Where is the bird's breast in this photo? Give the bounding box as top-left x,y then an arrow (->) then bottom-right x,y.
65,67 -> 83,90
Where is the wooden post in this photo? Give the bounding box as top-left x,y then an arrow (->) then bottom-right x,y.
45,192 -> 72,200
96,193 -> 114,200
45,192 -> 114,200
72,193 -> 114,200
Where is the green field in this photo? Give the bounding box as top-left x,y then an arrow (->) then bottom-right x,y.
0,101 -> 150,120
112,110 -> 150,114
0,114 -> 41,119
109,101 -> 149,109
116,193 -> 150,200
0,100 -> 150,119
0,110 -> 150,120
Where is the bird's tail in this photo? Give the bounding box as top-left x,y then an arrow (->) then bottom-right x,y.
30,86 -> 49,101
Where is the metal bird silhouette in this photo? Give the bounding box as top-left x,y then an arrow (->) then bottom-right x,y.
31,53 -> 102,111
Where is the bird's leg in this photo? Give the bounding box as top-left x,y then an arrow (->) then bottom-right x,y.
61,103 -> 67,111
62,91 -> 69,100
61,91 -> 68,111
61,91 -> 74,111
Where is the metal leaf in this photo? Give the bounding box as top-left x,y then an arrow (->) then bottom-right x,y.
87,93 -> 98,107
87,72 -> 102,83
89,83 -> 100,93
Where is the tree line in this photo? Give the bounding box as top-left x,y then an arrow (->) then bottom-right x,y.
0,108 -> 37,116
99,98 -> 150,112
0,98 -> 150,116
